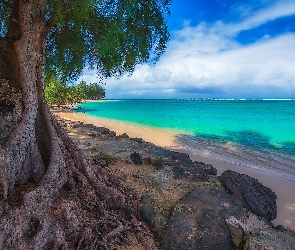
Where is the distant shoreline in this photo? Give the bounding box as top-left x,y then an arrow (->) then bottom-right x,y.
53,108 -> 295,231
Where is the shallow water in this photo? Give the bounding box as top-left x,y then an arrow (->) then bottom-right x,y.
177,134 -> 295,182
76,99 -> 295,156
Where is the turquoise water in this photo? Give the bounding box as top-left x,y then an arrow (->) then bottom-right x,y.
76,99 -> 295,155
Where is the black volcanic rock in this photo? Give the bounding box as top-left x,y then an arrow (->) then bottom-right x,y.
130,152 -> 143,165
173,161 -> 217,182
161,187 -> 245,250
218,170 -> 277,222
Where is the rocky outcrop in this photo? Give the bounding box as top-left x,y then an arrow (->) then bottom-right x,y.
218,170 -> 277,222
146,146 -> 218,181
173,161 -> 217,182
160,181 -> 293,250
55,116 -> 295,249
161,186 -> 246,250
226,212 -> 295,249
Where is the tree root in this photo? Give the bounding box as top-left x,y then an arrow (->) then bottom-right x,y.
0,79 -> 156,248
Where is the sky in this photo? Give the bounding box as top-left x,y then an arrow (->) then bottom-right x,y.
80,0 -> 295,99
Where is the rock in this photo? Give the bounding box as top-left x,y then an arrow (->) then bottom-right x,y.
276,225 -> 286,232
173,161 -> 217,182
87,131 -> 97,137
226,212 -> 295,249
161,187 -> 246,250
156,163 -> 165,170
247,229 -> 295,249
196,210 -> 233,250
195,161 -> 217,176
162,212 -> 198,250
138,195 -> 154,226
218,170 -> 277,222
143,172 -> 172,189
152,212 -> 168,237
226,212 -> 268,246
131,137 -> 145,143
238,211 -> 270,233
226,215 -> 251,247
93,157 -> 108,168
146,145 -> 218,180
130,152 -> 143,165
118,133 -> 129,139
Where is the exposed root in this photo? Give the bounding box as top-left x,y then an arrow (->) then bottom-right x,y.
105,222 -> 124,240
0,78 -> 156,249
131,215 -> 156,250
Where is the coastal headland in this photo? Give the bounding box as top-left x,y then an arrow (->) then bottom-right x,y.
54,109 -> 295,233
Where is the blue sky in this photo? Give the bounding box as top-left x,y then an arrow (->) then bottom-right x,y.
81,0 -> 295,99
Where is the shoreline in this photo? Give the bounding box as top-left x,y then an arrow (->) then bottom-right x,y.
53,109 -> 295,231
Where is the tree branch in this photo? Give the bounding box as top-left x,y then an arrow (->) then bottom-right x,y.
33,0 -> 45,7
7,0 -> 21,40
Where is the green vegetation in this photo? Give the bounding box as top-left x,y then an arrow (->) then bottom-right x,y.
151,156 -> 165,167
44,79 -> 105,106
43,0 -> 171,83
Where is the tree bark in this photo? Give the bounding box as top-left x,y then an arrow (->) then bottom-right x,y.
0,1 -> 151,248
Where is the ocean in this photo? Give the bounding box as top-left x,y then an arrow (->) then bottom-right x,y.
75,99 -> 295,179
76,99 -> 295,153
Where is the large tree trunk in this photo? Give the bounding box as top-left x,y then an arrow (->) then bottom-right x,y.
0,1 -> 150,249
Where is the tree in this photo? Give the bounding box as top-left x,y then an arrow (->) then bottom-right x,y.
0,0 -> 171,248
75,81 -> 105,100
44,79 -> 106,107
44,77 -> 70,106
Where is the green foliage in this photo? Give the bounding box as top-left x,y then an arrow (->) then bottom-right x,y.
44,78 -> 105,106
151,156 -> 165,167
44,78 -> 69,106
75,80 -> 105,100
1,0 -> 171,84
44,0 -> 171,82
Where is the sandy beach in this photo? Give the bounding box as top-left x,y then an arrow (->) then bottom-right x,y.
54,109 -> 295,231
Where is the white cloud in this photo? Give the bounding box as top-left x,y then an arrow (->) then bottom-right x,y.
222,0 -> 295,36
80,1 -> 295,99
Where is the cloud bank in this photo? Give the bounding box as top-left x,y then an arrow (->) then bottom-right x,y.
80,1 -> 295,99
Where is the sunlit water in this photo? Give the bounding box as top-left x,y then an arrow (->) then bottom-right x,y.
76,99 -> 295,179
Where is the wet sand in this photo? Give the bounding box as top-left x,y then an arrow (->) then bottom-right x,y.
53,109 -> 295,231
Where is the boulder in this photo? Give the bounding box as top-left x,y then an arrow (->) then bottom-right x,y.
246,229 -> 295,249
161,187 -> 246,250
218,170 -> 277,221
138,195 -> 154,226
226,211 -> 269,247
226,216 -> 251,247
146,145 -> 218,180
173,161 -> 217,182
226,212 -> 295,249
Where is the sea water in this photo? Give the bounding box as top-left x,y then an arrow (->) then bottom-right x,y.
76,99 -> 295,155
75,99 -> 295,178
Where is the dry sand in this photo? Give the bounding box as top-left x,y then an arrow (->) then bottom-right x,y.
54,109 -> 295,231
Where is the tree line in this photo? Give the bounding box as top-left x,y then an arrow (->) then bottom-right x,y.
44,79 -> 105,107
